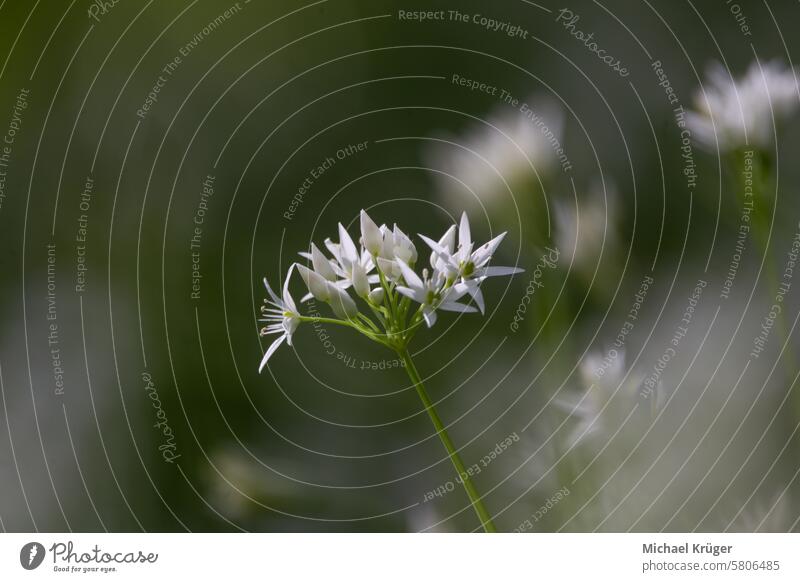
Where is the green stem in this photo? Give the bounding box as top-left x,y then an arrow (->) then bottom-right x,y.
398,349 -> 497,533
744,150 -> 799,409
299,315 -> 389,347
376,266 -> 397,321
298,315 -> 353,327
367,301 -> 387,320
356,312 -> 381,333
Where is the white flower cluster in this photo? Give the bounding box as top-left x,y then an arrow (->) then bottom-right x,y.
258,210 -> 522,371
687,61 -> 799,151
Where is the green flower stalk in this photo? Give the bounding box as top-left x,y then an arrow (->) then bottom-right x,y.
258,210 -> 523,532
687,61 -> 800,405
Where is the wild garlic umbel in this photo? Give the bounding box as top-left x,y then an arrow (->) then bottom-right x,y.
258,210 -> 522,532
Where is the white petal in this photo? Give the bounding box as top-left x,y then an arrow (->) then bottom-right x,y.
458,242 -> 474,265
328,284 -> 358,319
324,238 -> 342,264
421,226 -> 458,269
419,233 -> 440,251
396,285 -> 425,303
368,287 -> 385,304
330,262 -> 348,279
259,334 -> 287,372
449,281 -> 473,301
262,277 -> 281,304
472,232 -> 507,267
394,241 -> 417,264
376,257 -> 396,277
397,259 -> 424,291
425,242 -> 441,270
393,224 -> 410,242
392,225 -> 417,264
360,210 -> 383,255
352,261 -> 370,298
439,224 -> 457,254
311,243 -> 337,280
282,264 -> 297,312
359,249 -> 375,272
338,223 -> 359,264
284,316 -> 300,337
407,241 -> 418,264
379,226 -> 394,259
483,265 -> 523,277
458,212 -> 472,250
419,234 -> 453,262
297,264 -> 330,302
422,308 -> 437,327
438,301 -> 478,313
466,284 -> 485,314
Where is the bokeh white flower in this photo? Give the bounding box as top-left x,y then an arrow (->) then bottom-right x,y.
687,61 -> 799,151
395,259 -> 474,328
420,212 -> 523,313
426,96 -> 564,211
556,350 -> 651,448
554,180 -> 618,278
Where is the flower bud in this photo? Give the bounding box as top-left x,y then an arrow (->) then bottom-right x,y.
360,210 -> 383,255
351,262 -> 370,298
310,243 -> 337,280
377,257 -> 400,280
368,287 -> 385,304
296,264 -> 330,301
328,284 -> 358,319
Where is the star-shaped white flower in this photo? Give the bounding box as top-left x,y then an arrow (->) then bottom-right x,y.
395,260 -> 476,327
258,265 -> 301,372
420,212 -> 522,312
258,210 -> 522,373
427,223 -> 458,278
